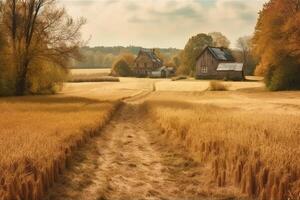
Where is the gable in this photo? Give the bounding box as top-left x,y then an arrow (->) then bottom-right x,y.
197,46 -> 235,62
208,47 -> 234,61
136,49 -> 162,65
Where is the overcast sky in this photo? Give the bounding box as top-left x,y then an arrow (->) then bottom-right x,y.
59,0 -> 267,49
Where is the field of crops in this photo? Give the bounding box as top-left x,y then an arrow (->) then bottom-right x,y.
143,91 -> 300,200
0,96 -> 120,200
1,72 -> 299,200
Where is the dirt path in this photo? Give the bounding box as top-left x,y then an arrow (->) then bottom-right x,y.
45,103 -> 241,200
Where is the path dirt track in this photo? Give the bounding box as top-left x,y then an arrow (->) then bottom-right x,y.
45,86 -> 243,200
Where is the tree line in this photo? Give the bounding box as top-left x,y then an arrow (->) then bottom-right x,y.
0,0 -> 85,96
70,46 -> 180,69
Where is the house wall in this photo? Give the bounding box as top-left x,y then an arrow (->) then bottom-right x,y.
196,49 -> 244,80
196,49 -> 219,78
214,71 -> 244,80
134,53 -> 161,76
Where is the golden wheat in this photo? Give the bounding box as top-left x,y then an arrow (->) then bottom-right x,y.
0,96 -> 120,200
143,92 -> 300,200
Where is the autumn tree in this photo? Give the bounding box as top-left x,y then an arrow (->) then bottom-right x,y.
1,0 -> 85,95
120,52 -> 135,67
111,53 -> 135,77
0,27 -> 14,95
179,33 -> 213,75
153,49 -> 166,64
236,36 -> 257,75
253,0 -> 300,90
209,32 -> 230,48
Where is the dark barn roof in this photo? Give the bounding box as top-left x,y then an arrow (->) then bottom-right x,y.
197,46 -> 235,62
137,49 -> 162,64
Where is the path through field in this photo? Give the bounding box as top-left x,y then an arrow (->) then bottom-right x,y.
45,101 -> 241,200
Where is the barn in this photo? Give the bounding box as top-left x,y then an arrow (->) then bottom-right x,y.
195,46 -> 244,80
134,49 -> 163,77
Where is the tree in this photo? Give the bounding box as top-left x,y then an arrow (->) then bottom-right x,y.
0,28 -> 15,96
209,32 -> 230,48
179,33 -> 213,75
1,0 -> 85,95
111,58 -> 133,77
172,51 -> 183,69
111,53 -> 135,77
253,0 -> 300,90
154,49 -> 166,64
120,53 -> 135,68
237,36 -> 252,75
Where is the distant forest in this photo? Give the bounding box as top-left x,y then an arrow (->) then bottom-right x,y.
70,46 -> 181,69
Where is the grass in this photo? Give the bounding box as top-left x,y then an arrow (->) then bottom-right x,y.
171,76 -> 187,81
143,97 -> 300,200
0,96 -> 121,200
209,81 -> 228,91
70,68 -> 111,76
68,73 -> 119,83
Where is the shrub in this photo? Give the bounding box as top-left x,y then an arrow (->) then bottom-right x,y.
171,76 -> 187,81
209,81 -> 228,91
264,58 -> 300,91
69,75 -> 120,83
111,58 -> 133,77
27,61 -> 68,94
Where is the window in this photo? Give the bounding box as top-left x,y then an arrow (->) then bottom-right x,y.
201,66 -> 208,73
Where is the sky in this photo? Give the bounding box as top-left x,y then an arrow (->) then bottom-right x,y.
59,0 -> 267,49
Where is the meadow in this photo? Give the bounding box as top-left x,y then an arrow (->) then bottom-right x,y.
0,96 -> 120,200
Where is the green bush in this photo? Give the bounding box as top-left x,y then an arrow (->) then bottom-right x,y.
265,57 -> 300,91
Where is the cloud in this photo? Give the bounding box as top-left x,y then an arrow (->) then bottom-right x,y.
59,0 -> 267,48
125,2 -> 140,11
153,6 -> 199,19
61,0 -> 97,6
128,16 -> 158,23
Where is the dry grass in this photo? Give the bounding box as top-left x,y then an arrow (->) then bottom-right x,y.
143,98 -> 300,200
70,68 -> 111,76
68,74 -> 120,83
0,96 -> 120,200
171,76 -> 187,81
209,81 -> 228,91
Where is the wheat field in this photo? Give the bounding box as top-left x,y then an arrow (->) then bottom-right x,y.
143,91 -> 300,200
1,76 -> 299,200
0,96 -> 120,200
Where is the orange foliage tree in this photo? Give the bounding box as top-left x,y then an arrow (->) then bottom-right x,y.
253,0 -> 300,90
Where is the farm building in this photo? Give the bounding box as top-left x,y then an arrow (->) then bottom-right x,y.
196,46 -> 244,80
134,49 -> 163,77
149,66 -> 175,78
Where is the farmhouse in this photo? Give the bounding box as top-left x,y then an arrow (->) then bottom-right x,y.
196,46 -> 244,80
134,49 -> 163,77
